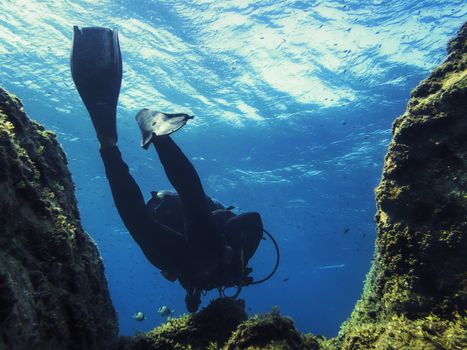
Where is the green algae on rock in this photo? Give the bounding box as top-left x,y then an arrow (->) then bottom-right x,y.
334,22 -> 467,350
117,301 -> 319,350
224,306 -> 320,350
116,298 -> 247,350
0,87 -> 117,349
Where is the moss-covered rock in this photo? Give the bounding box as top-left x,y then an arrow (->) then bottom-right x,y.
116,298 -> 247,350
0,87 -> 117,349
224,307 -> 319,350
335,22 -> 467,350
116,302 -> 318,350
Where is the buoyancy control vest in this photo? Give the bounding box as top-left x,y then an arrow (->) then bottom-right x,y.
145,190 -> 227,235
144,190 -> 277,297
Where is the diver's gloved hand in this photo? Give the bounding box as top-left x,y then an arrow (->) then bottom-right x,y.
185,289 -> 201,312
70,26 -> 122,142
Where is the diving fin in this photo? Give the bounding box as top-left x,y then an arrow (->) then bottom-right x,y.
135,109 -> 194,149
70,26 -> 122,141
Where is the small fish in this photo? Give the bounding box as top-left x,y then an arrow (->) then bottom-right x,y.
133,311 -> 145,321
158,306 -> 174,318
344,227 -> 350,234
283,277 -> 289,282
316,264 -> 346,270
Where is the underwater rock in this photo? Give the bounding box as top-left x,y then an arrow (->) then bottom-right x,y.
116,298 -> 247,350
224,306 -> 319,350
116,299 -> 319,350
335,22 -> 467,350
0,88 -> 117,349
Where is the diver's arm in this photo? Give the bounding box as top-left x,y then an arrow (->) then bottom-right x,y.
224,212 -> 263,262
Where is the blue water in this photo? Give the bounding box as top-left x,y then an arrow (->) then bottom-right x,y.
1,0 -> 465,338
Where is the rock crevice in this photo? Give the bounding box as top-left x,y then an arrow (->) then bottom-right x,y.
1,21 -> 466,350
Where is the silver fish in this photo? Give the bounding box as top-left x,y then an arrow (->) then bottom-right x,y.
132,311 -> 145,321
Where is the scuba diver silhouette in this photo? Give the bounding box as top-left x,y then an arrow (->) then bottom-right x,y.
70,26 -> 278,312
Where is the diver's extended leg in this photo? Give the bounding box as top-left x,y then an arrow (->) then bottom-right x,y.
100,146 -> 150,239
70,26 -> 187,274
100,145 -> 186,274
151,136 -> 223,273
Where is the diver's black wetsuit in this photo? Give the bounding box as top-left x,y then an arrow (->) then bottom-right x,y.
100,135 -> 263,309
71,26 -> 264,312
100,135 -> 222,275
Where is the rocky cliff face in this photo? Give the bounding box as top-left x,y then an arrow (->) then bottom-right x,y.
0,88 -> 117,349
334,22 -> 467,350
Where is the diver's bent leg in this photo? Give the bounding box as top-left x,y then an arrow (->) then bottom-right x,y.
151,136 -> 216,234
151,136 -> 207,216
151,136 -> 223,272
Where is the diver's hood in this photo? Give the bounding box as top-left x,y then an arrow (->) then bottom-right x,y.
135,109 -> 194,149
